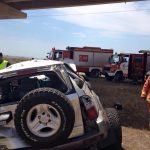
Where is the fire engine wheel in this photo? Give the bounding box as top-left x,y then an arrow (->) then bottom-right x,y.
90,69 -> 100,78
114,73 -> 124,82
14,88 -> 75,148
105,73 -> 114,81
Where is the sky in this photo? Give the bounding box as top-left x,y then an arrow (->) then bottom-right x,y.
0,1 -> 150,58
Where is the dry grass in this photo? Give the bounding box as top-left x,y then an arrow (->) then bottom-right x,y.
4,55 -> 29,64
122,127 -> 150,150
89,78 -> 150,150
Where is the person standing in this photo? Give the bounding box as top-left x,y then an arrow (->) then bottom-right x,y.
0,52 -> 11,102
0,52 -> 11,70
141,76 -> 150,129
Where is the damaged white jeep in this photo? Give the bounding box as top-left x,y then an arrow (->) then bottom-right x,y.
0,60 -> 122,150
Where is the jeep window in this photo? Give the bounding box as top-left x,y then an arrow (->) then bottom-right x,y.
64,63 -> 77,74
56,65 -> 74,93
0,71 -> 68,104
64,64 -> 84,89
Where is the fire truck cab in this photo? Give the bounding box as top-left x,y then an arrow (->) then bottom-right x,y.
103,52 -> 149,82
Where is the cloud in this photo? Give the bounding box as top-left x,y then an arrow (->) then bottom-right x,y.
99,30 -> 122,38
72,32 -> 87,38
0,34 -> 48,58
41,22 -> 63,31
20,19 -> 32,24
52,1 -> 150,37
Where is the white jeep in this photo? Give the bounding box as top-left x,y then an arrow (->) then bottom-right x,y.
0,59 -> 122,150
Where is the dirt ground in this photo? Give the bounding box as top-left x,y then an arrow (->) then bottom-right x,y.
90,77 -> 150,150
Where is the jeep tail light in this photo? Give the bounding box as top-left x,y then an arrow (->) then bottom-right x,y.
87,106 -> 98,120
80,95 -> 98,120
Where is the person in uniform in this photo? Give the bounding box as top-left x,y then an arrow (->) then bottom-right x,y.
0,52 -> 10,69
0,52 -> 11,103
141,76 -> 150,129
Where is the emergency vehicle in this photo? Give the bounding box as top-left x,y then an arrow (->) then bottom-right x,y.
47,46 -> 113,77
103,50 -> 150,82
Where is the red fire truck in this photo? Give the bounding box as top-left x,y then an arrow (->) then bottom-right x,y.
48,46 -> 113,77
103,50 -> 150,82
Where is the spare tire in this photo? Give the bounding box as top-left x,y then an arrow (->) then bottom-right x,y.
14,88 -> 75,148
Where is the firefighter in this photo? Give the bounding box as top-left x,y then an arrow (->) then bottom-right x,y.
141,76 -> 150,129
0,53 -> 11,102
0,52 -> 10,69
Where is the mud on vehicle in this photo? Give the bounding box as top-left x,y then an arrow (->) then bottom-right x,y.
0,59 -> 122,150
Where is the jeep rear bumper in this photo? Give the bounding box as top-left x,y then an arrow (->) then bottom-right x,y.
51,130 -> 106,150
0,111 -> 109,150
0,123 -> 108,150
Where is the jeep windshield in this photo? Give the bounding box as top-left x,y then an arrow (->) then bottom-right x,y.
64,64 -> 84,89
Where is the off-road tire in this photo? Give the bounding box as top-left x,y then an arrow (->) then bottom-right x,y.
105,108 -> 122,150
114,73 -> 124,82
14,88 -> 75,148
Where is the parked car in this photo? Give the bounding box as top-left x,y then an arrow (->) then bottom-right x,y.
0,59 -> 122,150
